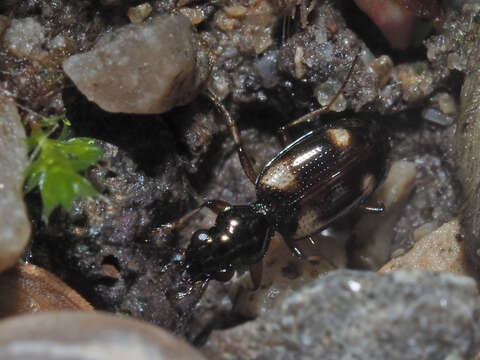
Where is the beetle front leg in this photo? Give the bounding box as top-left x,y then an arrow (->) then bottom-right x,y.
162,199 -> 231,231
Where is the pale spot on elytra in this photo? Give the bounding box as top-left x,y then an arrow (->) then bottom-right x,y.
259,160 -> 296,191
326,128 -> 351,148
293,207 -> 327,239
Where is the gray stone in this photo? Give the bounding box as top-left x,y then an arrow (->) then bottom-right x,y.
203,270 -> 479,360
63,14 -> 198,114
0,95 -> 30,273
0,311 -> 207,360
3,17 -> 46,58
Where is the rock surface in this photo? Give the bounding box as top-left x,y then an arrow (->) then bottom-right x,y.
0,0 -> 467,349
26,101 -> 216,333
63,14 -> 198,114
0,263 -> 93,318
380,219 -> 474,277
203,270 -> 479,360
0,311 -> 206,360
3,17 -> 46,58
452,3 -> 480,275
29,134 -> 205,334
0,96 -> 30,273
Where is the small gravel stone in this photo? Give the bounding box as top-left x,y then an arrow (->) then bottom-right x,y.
0,95 -> 30,273
3,17 -> 46,58
203,270 -> 479,360
393,62 -> 435,103
63,14 -> 198,114
127,3 -> 153,24
369,55 -> 394,87
0,311 -> 207,360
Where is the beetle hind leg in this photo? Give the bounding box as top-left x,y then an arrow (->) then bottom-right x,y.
283,235 -> 338,270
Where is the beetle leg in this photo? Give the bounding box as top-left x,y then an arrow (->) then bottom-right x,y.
283,236 -> 308,259
284,235 -> 338,269
162,199 -> 231,231
278,52 -> 359,146
203,199 -> 232,214
359,202 -> 385,214
249,260 -> 263,291
207,90 -> 257,184
213,267 -> 235,282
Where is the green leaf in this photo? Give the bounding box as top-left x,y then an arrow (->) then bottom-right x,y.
24,130 -> 44,152
40,113 -> 69,128
24,161 -> 45,193
40,167 -> 99,218
24,114 -> 104,222
61,138 -> 104,169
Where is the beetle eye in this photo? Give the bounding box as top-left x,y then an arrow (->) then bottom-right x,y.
191,229 -> 211,247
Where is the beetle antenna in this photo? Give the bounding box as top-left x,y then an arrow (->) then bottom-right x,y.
280,51 -> 360,135
206,90 -> 258,184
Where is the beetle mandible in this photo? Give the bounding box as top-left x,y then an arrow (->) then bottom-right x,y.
182,57 -> 390,288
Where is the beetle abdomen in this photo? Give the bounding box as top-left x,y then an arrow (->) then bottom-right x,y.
256,119 -> 389,238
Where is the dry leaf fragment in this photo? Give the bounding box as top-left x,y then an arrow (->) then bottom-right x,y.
0,263 -> 93,318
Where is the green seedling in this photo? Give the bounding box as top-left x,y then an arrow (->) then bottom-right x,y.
24,114 -> 104,222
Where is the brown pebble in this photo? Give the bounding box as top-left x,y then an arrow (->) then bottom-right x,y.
0,263 -> 93,318
100,263 -> 121,280
0,311 -> 206,360
370,55 -> 393,88
223,5 -> 247,18
179,7 -> 207,25
127,3 -> 153,24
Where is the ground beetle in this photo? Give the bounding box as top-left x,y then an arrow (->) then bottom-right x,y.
181,57 -> 390,288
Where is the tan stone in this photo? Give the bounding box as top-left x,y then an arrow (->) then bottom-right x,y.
350,160 -> 417,270
234,232 -> 345,318
127,3 -> 153,24
379,219 -> 473,277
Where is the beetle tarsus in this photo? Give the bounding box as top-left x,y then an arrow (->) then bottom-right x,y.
359,203 -> 385,214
